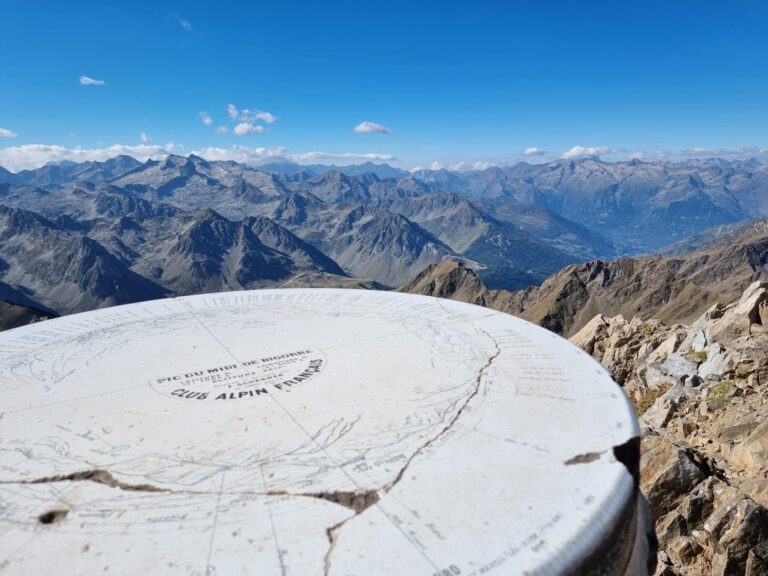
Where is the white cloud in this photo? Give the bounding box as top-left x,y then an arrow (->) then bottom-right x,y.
168,12 -> 192,31
522,147 -> 545,156
354,121 -> 392,134
218,105 -> 277,136
561,145 -> 612,159
140,132 -> 151,143
0,127 -> 18,138
79,75 -> 106,86
199,111 -> 213,126
0,143 -> 183,172
240,109 -> 276,124
222,105 -> 278,133
233,122 -> 265,136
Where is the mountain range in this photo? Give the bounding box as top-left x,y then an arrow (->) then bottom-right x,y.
0,154 -> 766,327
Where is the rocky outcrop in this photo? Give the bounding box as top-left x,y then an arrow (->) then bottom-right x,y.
570,281 -> 768,575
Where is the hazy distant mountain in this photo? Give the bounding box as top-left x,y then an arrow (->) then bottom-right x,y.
6,155 -> 764,259
259,161 -> 408,179
412,157 -> 768,253
473,200 -> 617,260
109,155 -> 289,217
0,155 -> 766,324
0,166 -> 17,184
12,155 -> 142,188
385,193 -> 574,288
266,200 -> 463,286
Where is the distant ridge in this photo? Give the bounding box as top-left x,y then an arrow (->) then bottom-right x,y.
400,222 -> 768,336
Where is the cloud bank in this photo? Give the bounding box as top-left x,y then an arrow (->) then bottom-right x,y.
0,144 -> 182,172
0,144 -> 396,172
1,142 -> 765,173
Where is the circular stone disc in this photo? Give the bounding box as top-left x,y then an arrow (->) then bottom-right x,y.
0,289 -> 640,575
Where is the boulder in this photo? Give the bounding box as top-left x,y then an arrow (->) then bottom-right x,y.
646,353 -> 699,387
698,344 -> 737,379
641,433 -> 707,519
708,283 -> 768,344
568,314 -> 609,356
642,384 -> 688,429
648,332 -> 686,363
712,500 -> 768,576
741,479 -> 768,510
732,422 -> 768,476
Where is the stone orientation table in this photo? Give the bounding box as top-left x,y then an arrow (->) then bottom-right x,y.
0,289 -> 650,575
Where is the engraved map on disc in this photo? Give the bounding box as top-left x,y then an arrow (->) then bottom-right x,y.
0,289 -> 639,575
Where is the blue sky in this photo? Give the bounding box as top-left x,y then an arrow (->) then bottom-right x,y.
1,0 -> 766,170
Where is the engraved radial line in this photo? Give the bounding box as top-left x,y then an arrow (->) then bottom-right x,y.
205,470 -> 226,573
176,299 -> 241,365
260,466 -> 288,576
177,299 -> 440,569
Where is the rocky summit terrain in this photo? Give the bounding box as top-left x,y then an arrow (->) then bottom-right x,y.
569,282 -> 768,575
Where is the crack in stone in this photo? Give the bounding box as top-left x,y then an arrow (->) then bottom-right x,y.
565,451 -> 604,465
307,490 -> 380,513
3,469 -> 168,493
0,473 -> 384,514
1,471 -> 384,511
379,334 -> 501,495
319,325 -> 501,575
323,517 -> 349,576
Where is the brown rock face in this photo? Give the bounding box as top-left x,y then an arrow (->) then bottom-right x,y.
568,281 -> 768,576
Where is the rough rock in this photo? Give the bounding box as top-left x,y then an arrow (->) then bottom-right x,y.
571,282 -> 768,575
